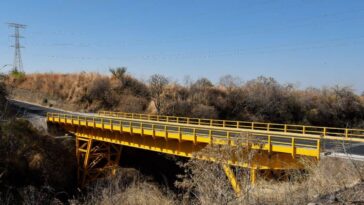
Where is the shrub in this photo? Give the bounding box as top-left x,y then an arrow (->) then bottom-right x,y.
0,80 -> 7,114
0,119 -> 76,203
82,168 -> 175,205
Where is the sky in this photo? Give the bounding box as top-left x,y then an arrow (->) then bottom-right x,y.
0,0 -> 363,92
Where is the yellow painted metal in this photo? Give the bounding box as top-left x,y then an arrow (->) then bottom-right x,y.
223,165 -> 241,195
98,111 -> 364,142
76,136 -> 122,186
250,169 -> 257,185
47,111 -> 322,193
47,112 -> 321,160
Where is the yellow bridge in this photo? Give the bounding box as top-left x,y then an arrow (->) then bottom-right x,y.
46,111 -> 364,193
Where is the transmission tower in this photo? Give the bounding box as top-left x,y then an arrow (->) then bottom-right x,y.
8,23 -> 26,73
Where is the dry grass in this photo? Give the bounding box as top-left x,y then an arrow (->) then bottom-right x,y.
7,72 -> 150,112
175,144 -> 364,205
81,168 -> 175,205
251,158 -> 363,204
7,72 -> 106,111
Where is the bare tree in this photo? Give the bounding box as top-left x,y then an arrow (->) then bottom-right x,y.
109,67 -> 127,87
219,75 -> 241,89
149,74 -> 169,114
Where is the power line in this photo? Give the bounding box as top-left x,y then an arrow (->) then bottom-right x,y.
8,23 -> 27,73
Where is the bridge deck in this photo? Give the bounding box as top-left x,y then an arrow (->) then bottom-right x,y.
98,111 -> 364,142
47,112 -> 321,164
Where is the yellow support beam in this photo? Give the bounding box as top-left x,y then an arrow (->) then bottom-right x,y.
223,165 -> 241,195
76,136 -> 122,187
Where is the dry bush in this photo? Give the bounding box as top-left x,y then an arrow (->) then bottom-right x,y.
7,72 -> 364,128
190,104 -> 218,119
122,75 -> 150,97
176,142 -> 364,205
0,119 -> 76,193
7,72 -> 150,113
251,157 -> 364,204
301,86 -> 364,127
0,74 -> 8,117
82,168 -> 175,205
175,141 -> 260,205
7,72 -> 105,110
115,94 -> 149,113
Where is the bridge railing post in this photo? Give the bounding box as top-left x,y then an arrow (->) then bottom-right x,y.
152,124 -> 155,139
119,120 -> 123,133
284,124 -> 287,133
193,128 -> 197,144
291,138 -> 295,158
141,123 -> 144,136
323,127 -> 327,137
317,139 -> 321,160
178,127 -> 182,142
208,130 -> 212,145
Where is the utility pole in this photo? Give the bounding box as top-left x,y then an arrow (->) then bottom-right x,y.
8,23 -> 26,73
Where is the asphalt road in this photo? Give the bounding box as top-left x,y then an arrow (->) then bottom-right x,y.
9,99 -> 69,117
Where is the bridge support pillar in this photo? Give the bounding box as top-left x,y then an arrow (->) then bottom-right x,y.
223,165 -> 259,196
222,164 -> 241,196
76,136 -> 122,187
250,168 -> 257,185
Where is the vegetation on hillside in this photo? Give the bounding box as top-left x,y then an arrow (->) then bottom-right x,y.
7,69 -> 364,128
0,120 -> 76,204
0,71 -> 7,116
2,69 -> 364,204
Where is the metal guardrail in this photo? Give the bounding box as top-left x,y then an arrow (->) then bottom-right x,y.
47,112 -> 321,158
98,111 -> 364,142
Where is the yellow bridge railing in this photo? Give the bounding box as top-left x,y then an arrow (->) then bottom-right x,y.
98,111 -> 364,142
47,112 -> 321,160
